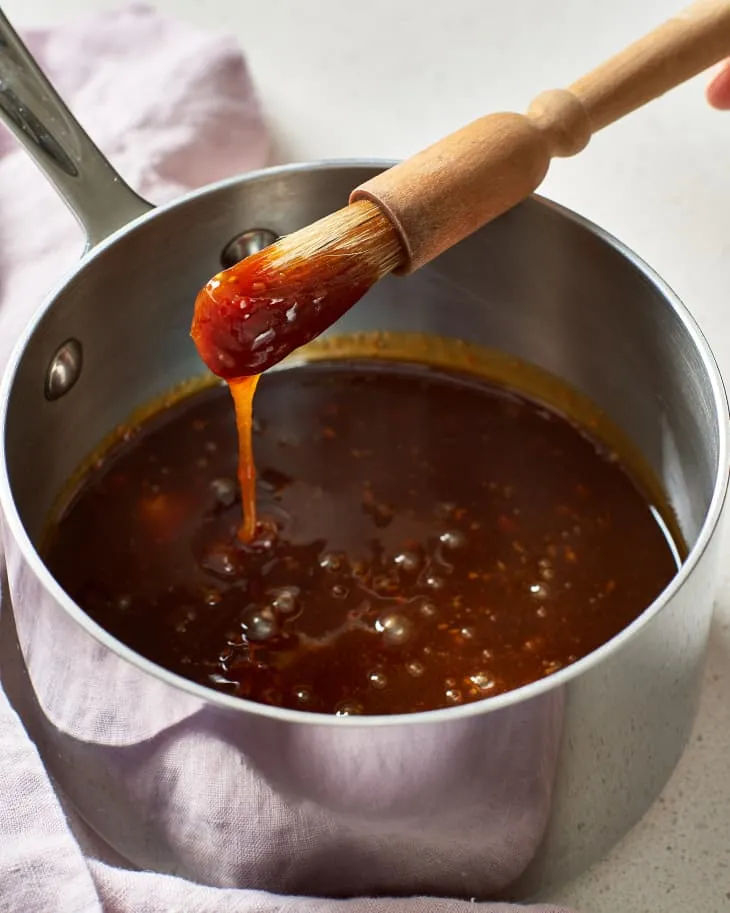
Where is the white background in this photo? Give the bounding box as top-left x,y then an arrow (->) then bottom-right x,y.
3,1 -> 730,910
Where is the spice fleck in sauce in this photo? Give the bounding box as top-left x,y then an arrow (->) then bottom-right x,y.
44,362 -> 680,716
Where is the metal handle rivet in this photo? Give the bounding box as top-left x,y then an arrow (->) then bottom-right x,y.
220,229 -> 279,269
45,338 -> 83,401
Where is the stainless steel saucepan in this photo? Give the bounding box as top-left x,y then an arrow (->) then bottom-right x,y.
0,9 -> 726,902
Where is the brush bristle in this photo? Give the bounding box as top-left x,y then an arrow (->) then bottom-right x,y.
262,199 -> 404,280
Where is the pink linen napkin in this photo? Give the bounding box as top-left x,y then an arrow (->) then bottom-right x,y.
0,6 -> 574,913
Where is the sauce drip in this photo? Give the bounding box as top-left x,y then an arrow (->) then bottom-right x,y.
191,204 -> 402,542
229,375 -> 260,542
44,362 -> 680,716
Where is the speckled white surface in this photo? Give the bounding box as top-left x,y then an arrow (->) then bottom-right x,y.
4,0 -> 730,909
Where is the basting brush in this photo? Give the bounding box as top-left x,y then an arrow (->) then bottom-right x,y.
192,0 -> 730,380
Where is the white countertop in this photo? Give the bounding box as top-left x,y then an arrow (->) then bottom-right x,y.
3,0 -> 730,909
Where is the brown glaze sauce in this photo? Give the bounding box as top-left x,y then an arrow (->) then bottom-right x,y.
44,360 -> 679,716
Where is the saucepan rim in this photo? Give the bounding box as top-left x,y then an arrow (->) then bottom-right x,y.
0,158 -> 727,728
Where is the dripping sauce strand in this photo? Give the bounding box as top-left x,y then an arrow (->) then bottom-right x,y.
191,203 -> 403,543
228,374 -> 261,542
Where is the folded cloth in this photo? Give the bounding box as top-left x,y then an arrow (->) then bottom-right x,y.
0,6 -> 574,913
0,1 -> 268,367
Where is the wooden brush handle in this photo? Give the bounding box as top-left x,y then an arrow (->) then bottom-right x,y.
351,0 -> 730,273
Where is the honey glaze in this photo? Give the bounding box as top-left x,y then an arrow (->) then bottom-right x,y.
43,351 -> 681,716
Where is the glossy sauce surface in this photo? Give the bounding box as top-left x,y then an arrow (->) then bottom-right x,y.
44,362 -> 679,716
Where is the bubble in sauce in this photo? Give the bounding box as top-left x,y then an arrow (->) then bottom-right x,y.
523,637 -> 542,652
331,584 -> 349,599
406,661 -> 425,677
469,672 -> 495,692
368,670 -> 388,689
319,551 -> 344,572
204,589 -> 222,607
270,586 -> 299,615
529,582 -> 549,599
201,545 -> 237,579
242,605 -> 277,642
116,594 -> 131,611
439,529 -> 466,550
424,574 -> 445,591
257,531 -> 277,550
335,700 -> 363,717
539,558 -> 555,581
419,600 -> 438,619
393,550 -> 420,572
375,612 -> 413,646
445,688 -> 463,704
210,477 -> 237,507
294,687 -> 312,704
247,516 -> 278,550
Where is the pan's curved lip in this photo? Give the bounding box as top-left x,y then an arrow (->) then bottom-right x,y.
0,159 -> 727,729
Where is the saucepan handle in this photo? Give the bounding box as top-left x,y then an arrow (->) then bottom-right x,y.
0,8 -> 152,249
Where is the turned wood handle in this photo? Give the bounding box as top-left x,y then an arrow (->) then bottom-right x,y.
351,0 -> 730,273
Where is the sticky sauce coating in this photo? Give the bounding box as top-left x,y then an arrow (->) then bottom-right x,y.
190,201 -> 402,380
44,362 -> 679,716
191,248 -> 376,379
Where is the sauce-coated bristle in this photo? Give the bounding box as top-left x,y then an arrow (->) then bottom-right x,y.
263,199 -> 404,279
191,200 -> 406,378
